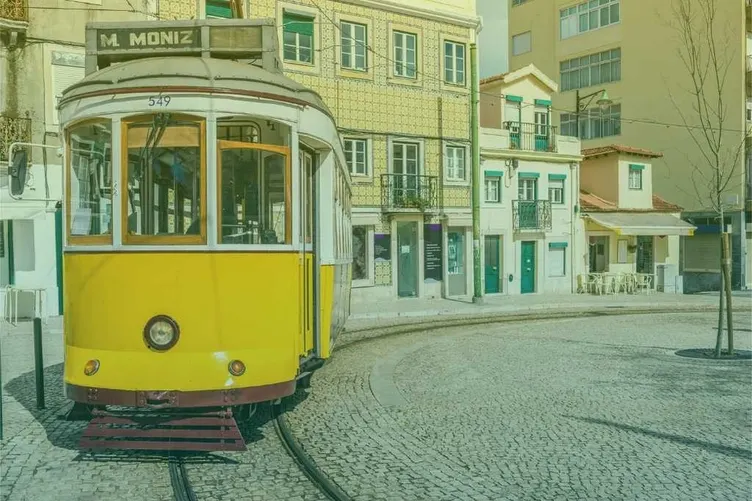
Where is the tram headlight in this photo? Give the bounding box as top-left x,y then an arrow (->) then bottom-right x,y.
144,315 -> 180,351
229,360 -> 246,376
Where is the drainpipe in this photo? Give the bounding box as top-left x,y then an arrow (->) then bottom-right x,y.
570,160 -> 578,293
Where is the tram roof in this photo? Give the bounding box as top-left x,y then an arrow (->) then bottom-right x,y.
59,56 -> 333,117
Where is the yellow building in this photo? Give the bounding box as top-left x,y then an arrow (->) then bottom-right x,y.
507,0 -> 751,292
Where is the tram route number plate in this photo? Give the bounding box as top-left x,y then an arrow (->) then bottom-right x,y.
148,95 -> 171,107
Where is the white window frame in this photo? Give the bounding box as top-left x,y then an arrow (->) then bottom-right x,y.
340,20 -> 368,72
277,3 -> 321,75
343,137 -> 370,178
444,144 -> 467,183
393,30 -> 418,79
560,104 -> 621,140
548,247 -> 566,277
518,178 -> 537,201
628,167 -> 643,190
352,224 -> 374,287
484,177 -> 501,203
443,40 -> 466,86
560,48 -> 621,92
560,0 -> 620,40
549,179 -> 565,204
512,31 -> 532,56
45,45 -> 86,132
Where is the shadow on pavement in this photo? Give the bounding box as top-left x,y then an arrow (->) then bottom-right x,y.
565,415 -> 752,461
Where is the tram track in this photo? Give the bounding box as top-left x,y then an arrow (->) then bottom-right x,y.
169,455 -> 198,501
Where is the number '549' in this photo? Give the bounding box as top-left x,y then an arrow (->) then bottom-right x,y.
148,96 -> 171,107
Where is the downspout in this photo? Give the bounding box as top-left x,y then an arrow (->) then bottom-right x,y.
570,160 -> 577,293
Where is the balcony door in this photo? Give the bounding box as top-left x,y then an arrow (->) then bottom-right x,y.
392,141 -> 420,206
517,177 -> 538,229
534,108 -> 550,151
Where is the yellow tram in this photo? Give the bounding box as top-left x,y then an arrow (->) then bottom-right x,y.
55,20 -> 352,450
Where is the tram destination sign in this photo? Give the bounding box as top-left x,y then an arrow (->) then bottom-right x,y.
96,27 -> 202,51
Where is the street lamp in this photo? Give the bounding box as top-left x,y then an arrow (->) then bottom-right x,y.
575,89 -> 613,139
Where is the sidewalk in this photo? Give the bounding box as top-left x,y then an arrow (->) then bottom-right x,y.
348,291 -> 752,324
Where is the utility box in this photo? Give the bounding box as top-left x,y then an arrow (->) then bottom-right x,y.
656,264 -> 679,293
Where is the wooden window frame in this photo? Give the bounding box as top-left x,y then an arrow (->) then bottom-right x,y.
215,139 -> 293,246
121,114 -> 207,246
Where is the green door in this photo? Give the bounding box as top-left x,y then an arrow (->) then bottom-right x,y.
520,241 -> 536,294
484,235 -> 500,294
397,221 -> 419,297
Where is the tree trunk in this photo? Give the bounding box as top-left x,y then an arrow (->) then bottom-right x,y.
715,261 -> 724,358
722,232 -> 734,355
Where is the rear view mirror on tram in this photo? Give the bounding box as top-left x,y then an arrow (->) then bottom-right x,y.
9,149 -> 28,196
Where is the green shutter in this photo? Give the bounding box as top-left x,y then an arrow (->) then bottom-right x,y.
485,170 -> 504,177
206,0 -> 233,18
518,172 -> 539,179
284,12 -> 314,36
534,99 -> 552,106
505,95 -> 523,103
548,173 -> 567,180
629,163 -> 645,170
549,241 -> 568,249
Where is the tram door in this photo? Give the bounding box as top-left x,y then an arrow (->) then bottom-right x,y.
300,148 -> 315,355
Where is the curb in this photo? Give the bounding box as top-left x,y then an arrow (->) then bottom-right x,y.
336,304 -> 752,351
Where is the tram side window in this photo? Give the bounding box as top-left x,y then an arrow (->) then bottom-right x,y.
124,115 -> 203,241
218,146 -> 289,245
68,120 -> 113,240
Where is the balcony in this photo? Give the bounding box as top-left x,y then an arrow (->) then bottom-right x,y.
502,121 -> 558,153
0,0 -> 28,42
0,114 -> 31,162
380,173 -> 440,213
513,199 -> 552,232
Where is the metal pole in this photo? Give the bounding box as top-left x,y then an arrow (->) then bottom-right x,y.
575,89 -> 581,140
470,43 -> 483,304
0,325 -> 3,441
33,317 -> 45,409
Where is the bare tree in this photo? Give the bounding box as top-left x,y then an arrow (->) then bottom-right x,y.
667,0 -> 749,357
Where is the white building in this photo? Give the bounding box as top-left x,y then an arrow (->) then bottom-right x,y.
479,64 -> 582,295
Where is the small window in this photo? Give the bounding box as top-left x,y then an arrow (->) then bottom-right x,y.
549,179 -> 564,204
485,177 -> 501,203
341,21 -> 367,71
445,145 -> 466,181
512,31 -> 531,56
123,114 -> 204,244
444,40 -> 465,85
67,119 -> 113,242
518,178 -> 537,201
283,12 -> 314,64
344,138 -> 368,176
628,166 -> 642,190
394,31 -> 417,78
206,0 -> 233,18
549,247 -> 566,277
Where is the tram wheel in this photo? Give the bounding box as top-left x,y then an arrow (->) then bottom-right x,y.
298,373 -> 313,389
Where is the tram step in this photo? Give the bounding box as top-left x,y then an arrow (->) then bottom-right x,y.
79,409 -> 247,452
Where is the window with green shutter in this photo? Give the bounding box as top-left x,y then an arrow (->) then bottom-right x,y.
283,12 -> 314,64
206,0 -> 233,18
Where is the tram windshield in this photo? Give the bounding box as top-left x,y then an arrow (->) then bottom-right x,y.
124,114 -> 203,242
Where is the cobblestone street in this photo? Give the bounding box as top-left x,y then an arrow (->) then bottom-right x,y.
1,312 -> 751,500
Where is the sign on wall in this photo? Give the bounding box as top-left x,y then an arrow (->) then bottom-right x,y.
424,223 -> 443,282
374,233 -> 391,261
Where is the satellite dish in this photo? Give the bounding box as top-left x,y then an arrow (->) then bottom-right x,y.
9,149 -> 28,196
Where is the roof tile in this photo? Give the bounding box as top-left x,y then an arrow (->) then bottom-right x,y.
581,144 -> 664,159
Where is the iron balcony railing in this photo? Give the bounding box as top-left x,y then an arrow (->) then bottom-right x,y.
503,121 -> 558,153
513,199 -> 552,232
380,173 -> 440,212
0,114 -> 32,162
0,0 -> 29,22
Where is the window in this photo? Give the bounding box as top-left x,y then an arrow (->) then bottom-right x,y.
548,245 -> 566,277
445,145 -> 466,181
344,138 -> 368,176
67,119 -> 113,242
448,231 -> 464,274
512,31 -> 531,56
560,0 -> 620,40
549,179 -> 564,204
392,141 -> 420,200
123,114 -> 204,243
628,165 -> 643,190
283,12 -> 314,64
206,0 -> 233,18
49,51 -> 85,128
485,176 -> 501,203
560,48 -> 620,91
444,40 -> 465,85
352,226 -> 368,280
341,21 -> 367,71
393,31 -> 417,78
560,104 -> 621,139
518,178 -> 537,201
512,0 -> 529,5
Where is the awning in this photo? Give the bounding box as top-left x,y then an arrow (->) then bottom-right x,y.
0,202 -> 48,221
586,212 -> 696,236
